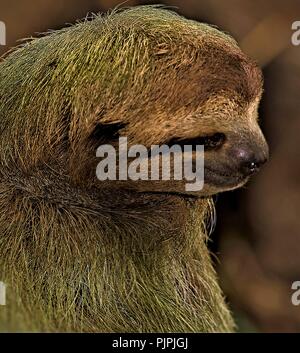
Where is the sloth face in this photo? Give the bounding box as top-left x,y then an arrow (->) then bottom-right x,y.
177,97 -> 269,196
93,94 -> 268,197
91,43 -> 269,197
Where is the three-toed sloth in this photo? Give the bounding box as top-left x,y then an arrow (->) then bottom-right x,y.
0,6 -> 268,332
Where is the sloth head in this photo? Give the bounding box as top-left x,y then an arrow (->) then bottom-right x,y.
0,7 -> 269,198
77,7 -> 269,197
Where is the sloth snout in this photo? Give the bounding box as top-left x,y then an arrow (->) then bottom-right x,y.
232,142 -> 269,176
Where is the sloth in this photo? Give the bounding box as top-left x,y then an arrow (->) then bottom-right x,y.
0,6 -> 268,332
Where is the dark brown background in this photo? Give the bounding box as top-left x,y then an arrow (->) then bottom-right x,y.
1,0 -> 300,332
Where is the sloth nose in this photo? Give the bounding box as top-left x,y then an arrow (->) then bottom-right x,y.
234,147 -> 268,176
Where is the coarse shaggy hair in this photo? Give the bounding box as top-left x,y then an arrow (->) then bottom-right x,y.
0,6 -> 243,332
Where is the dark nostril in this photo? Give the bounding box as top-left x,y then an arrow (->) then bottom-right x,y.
235,148 -> 268,176
243,160 -> 264,175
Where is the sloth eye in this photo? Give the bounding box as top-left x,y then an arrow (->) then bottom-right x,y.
201,133 -> 226,149
91,122 -> 127,143
166,133 -> 226,151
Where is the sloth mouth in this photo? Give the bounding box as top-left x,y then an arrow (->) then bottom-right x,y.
140,166 -> 248,199
142,190 -> 201,200
204,166 -> 248,187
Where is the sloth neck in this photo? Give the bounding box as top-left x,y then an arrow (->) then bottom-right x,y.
0,166 -> 234,332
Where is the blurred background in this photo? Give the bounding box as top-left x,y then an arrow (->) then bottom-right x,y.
1,0 -> 300,332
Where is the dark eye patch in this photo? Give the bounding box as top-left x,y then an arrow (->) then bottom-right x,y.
90,122 -> 127,144
166,133 -> 226,151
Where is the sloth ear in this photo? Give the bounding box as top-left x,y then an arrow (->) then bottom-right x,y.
90,122 -> 127,144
